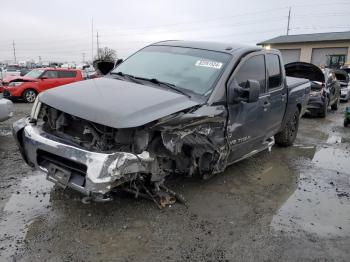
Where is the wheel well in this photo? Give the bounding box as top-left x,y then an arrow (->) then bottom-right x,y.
21,88 -> 38,97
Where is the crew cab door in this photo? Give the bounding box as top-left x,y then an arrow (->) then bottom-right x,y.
38,70 -> 59,91
265,53 -> 286,135
226,52 -> 271,163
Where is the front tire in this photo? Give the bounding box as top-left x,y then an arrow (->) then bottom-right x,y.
275,108 -> 300,147
22,89 -> 37,103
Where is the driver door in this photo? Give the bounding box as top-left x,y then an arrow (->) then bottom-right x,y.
227,52 -> 271,163
38,70 -> 59,91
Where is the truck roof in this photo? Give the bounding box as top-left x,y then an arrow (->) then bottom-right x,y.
151,40 -> 262,54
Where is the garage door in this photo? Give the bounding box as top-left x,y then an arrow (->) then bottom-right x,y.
279,49 -> 301,64
311,47 -> 348,67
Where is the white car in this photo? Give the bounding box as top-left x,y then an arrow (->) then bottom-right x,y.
0,98 -> 14,122
335,69 -> 350,102
0,66 -> 21,80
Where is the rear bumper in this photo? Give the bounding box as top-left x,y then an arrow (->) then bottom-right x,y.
12,118 -> 158,197
305,96 -> 325,115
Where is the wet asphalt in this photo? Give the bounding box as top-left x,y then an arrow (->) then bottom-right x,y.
0,100 -> 349,262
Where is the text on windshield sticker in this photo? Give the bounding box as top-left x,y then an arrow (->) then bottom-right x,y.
195,60 -> 223,69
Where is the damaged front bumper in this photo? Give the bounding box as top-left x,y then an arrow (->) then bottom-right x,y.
12,118 -> 159,197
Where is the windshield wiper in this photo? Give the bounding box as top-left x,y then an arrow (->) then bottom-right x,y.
110,71 -> 144,85
134,77 -> 191,98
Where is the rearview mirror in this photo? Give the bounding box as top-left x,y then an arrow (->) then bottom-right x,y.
228,79 -> 260,103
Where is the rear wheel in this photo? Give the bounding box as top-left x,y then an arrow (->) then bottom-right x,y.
275,108 -> 300,147
22,89 -> 37,103
331,97 -> 339,110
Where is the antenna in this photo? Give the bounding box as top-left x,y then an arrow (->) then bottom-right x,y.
286,7 -> 291,35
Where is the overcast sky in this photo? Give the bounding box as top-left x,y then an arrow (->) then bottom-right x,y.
1,0 -> 349,63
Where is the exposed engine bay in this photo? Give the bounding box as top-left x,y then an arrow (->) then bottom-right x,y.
24,103 -> 227,207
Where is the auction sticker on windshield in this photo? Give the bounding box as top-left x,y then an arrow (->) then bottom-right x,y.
195,60 -> 223,69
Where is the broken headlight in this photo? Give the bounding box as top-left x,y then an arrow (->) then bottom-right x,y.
30,98 -> 42,121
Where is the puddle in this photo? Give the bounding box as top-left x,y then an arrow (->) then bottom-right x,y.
312,147 -> 350,174
0,173 -> 53,260
271,170 -> 350,237
271,145 -> 350,237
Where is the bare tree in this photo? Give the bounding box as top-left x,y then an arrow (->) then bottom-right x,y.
95,47 -> 117,62
93,47 -> 118,74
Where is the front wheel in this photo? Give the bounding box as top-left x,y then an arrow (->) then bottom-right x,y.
22,89 -> 37,103
275,108 -> 300,147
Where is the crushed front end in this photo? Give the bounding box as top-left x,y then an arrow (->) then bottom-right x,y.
13,99 -> 228,206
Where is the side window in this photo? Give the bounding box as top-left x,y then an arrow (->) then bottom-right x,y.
42,70 -> 58,79
234,54 -> 266,93
58,71 -> 76,78
266,54 -> 282,89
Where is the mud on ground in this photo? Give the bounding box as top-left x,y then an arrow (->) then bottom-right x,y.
0,101 -> 349,262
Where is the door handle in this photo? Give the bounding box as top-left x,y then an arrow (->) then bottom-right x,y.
281,93 -> 287,101
263,101 -> 271,107
263,101 -> 271,111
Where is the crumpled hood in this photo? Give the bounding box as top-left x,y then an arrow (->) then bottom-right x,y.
39,77 -> 200,128
3,76 -> 36,83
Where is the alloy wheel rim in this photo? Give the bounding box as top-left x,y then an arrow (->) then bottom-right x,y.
26,91 -> 36,102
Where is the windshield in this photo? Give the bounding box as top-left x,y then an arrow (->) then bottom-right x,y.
24,69 -> 44,79
112,45 -> 231,96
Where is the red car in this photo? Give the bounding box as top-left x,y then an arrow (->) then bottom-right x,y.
2,68 -> 83,102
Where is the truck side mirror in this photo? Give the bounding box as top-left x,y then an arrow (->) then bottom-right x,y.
115,59 -> 123,67
246,80 -> 260,103
228,79 -> 260,104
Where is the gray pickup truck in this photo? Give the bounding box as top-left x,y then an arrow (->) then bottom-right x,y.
13,41 -> 310,204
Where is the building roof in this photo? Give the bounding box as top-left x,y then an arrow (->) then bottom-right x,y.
257,31 -> 350,45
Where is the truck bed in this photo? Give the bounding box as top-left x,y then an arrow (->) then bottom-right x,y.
286,76 -> 310,90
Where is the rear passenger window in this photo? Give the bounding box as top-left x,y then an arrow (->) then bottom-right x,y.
234,55 -> 266,93
58,71 -> 76,78
266,54 -> 282,89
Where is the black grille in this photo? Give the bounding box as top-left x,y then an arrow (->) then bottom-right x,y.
3,90 -> 10,98
37,149 -> 87,177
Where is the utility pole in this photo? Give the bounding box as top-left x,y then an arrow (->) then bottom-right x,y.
91,17 -> 94,63
286,7 -> 291,35
12,40 -> 17,63
96,31 -> 100,59
82,52 -> 85,63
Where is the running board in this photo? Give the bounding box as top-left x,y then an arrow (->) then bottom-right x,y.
230,136 -> 275,165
